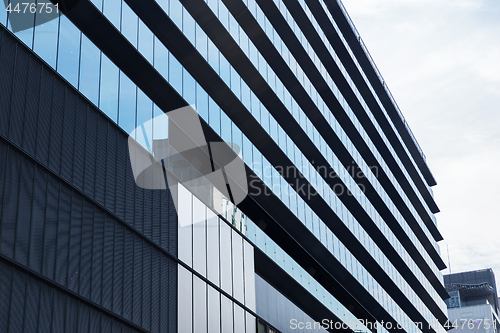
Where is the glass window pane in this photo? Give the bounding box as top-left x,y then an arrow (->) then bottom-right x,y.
258,321 -> 266,333
219,54 -> 230,87
8,8 -> 35,48
208,99 -> 220,135
242,136 -> 251,165
182,68 -> 195,105
136,89 -> 153,151
33,13 -> 59,69
154,37 -> 169,80
220,112 -> 231,144
195,24 -> 207,60
231,123 -> 242,156
0,2 -> 6,27
230,67 -> 240,96
156,0 -> 169,14
99,54 -> 119,122
170,0 -> 182,29
182,8 -> 196,45
269,116 -> 278,142
138,20 -> 153,64
57,16 -> 81,87
196,84 -> 208,122
169,53 -> 182,94
79,35 -> 100,106
207,39 -> 219,73
153,104 -> 168,141
90,0 -> 103,10
103,0 -> 120,29
241,80 -> 250,111
118,72 -> 137,135
121,2 -> 137,48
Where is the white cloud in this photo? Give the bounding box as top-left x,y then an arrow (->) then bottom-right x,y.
340,0 -> 500,286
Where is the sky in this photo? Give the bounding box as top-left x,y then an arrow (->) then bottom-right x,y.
340,0 -> 500,288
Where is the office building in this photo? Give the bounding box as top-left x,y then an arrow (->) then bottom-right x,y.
0,0 -> 449,332
444,269 -> 500,333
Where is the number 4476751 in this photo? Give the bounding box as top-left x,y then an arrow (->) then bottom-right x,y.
5,2 -> 59,14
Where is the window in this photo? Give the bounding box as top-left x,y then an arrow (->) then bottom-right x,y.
99,54 -> 119,122
257,320 -> 280,333
57,16 -> 81,87
79,36 -> 101,106
33,12 -> 59,69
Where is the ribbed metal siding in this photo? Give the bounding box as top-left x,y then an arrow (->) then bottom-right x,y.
0,260 -> 146,333
0,26 -> 178,333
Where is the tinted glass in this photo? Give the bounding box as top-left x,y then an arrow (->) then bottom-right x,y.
99,54 -> 119,122
79,35 -> 100,106
33,13 -> 59,69
118,72 -> 137,135
57,16 -> 81,87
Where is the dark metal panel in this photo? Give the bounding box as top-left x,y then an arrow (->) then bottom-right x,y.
72,98 -> 88,191
9,269 -> 27,332
25,276 -> 42,332
61,87 -> 77,182
9,46 -> 29,147
22,56 -> 42,157
68,194 -> 83,293
55,184 -> 71,286
1,147 -> 20,259
104,124 -> 117,211
84,104 -> 97,197
14,157 -> 35,267
47,79 -> 65,174
95,115 -> 108,205
29,166 -> 48,274
0,29 -> 14,137
35,68 -> 54,166
80,198 -> 94,299
113,223 -> 125,316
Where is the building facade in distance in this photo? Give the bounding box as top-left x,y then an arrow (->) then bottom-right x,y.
0,0 -> 449,332
444,269 -> 500,333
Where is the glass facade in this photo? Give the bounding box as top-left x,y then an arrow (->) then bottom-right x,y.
0,0 -> 448,332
